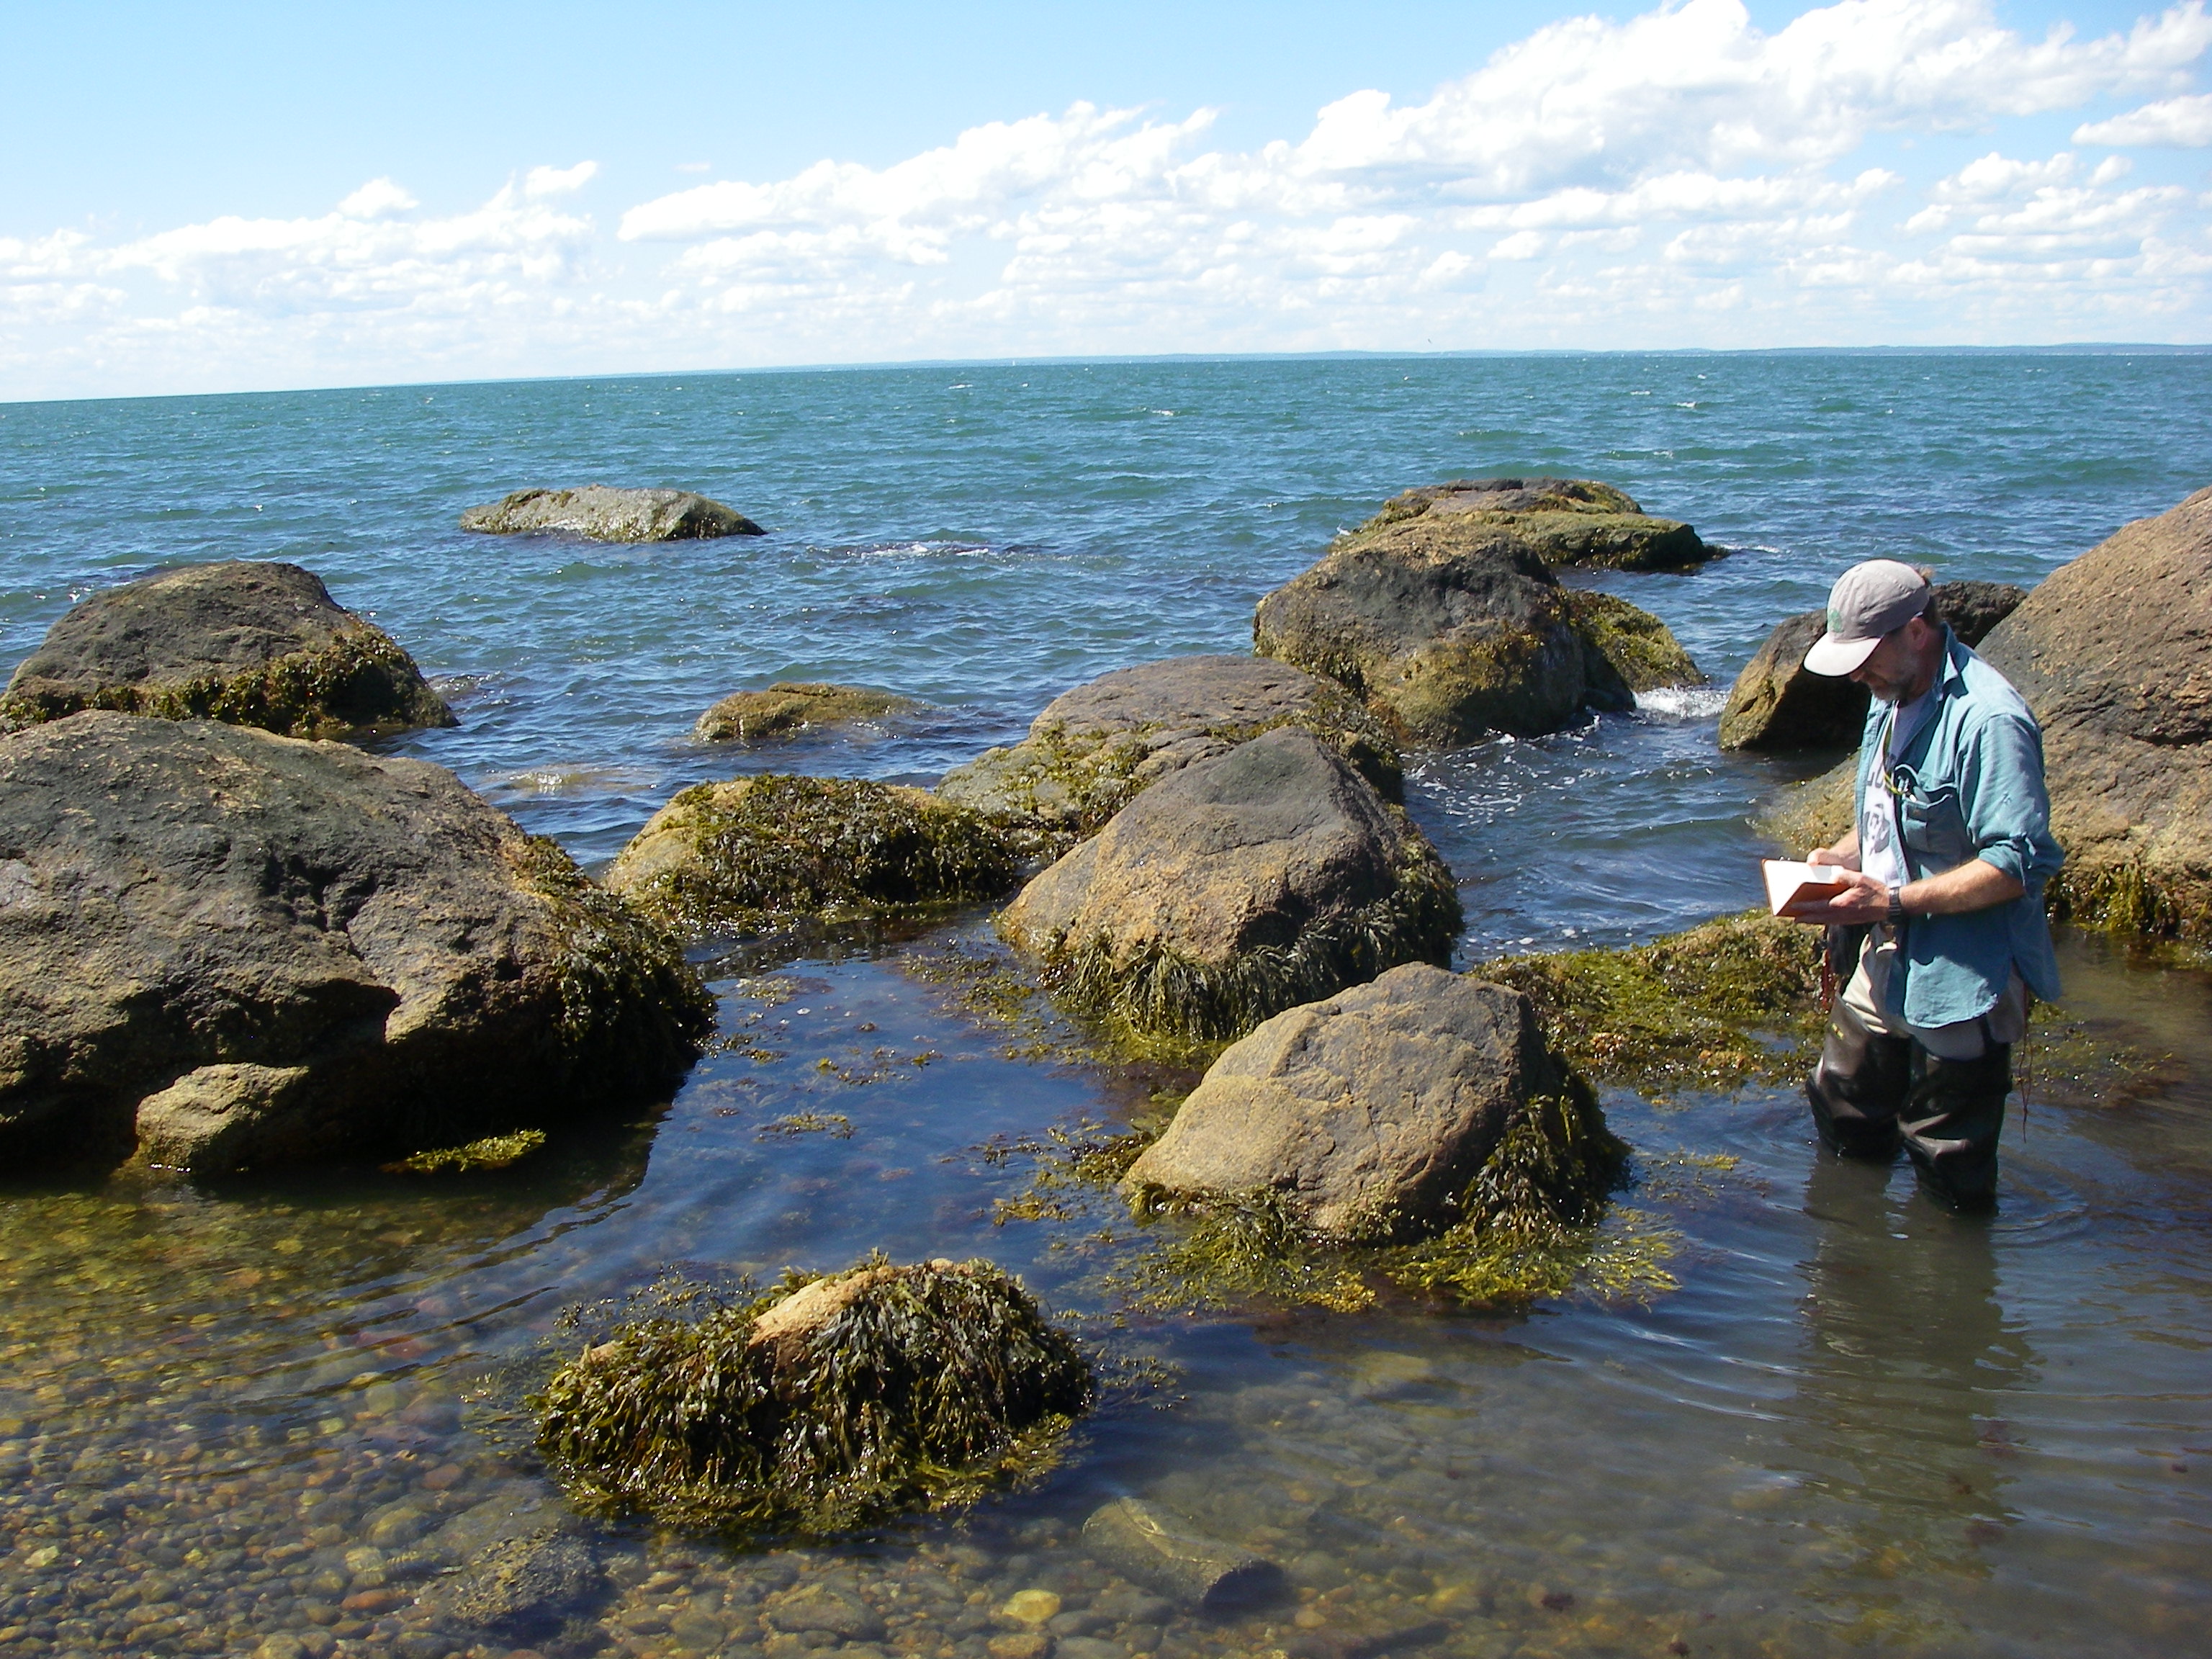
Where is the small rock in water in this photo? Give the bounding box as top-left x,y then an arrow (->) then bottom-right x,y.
459,485 -> 763,542
1079,1496 -> 1286,1614
998,1588 -> 1062,1625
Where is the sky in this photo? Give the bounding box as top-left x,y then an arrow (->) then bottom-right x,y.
3,0 -> 2209,401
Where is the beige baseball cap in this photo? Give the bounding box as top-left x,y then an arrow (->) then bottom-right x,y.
1803,559 -> 1932,676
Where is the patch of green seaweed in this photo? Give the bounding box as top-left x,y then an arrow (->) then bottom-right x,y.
1477,910 -> 1827,1096
533,1254 -> 1092,1539
1565,589 -> 1704,691
2051,856 -> 2212,948
620,775 -> 1021,940
382,1128 -> 548,1174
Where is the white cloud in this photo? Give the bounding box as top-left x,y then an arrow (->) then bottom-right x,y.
2074,89 -> 2212,143
525,161 -> 600,198
5,0 -> 2211,398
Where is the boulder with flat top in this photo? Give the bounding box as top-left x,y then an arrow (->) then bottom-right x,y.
0,711 -> 711,1173
997,727 -> 1460,1043
460,485 -> 763,542
939,653 -> 1402,850
1975,486 -> 2212,940
0,560 -> 454,739
1354,477 -> 1717,571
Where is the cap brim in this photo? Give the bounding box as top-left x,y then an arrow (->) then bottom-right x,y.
1802,632 -> 1880,677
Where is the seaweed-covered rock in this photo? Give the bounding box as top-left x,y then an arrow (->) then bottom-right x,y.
696,681 -> 917,742
939,654 -> 1403,848
0,561 -> 454,739
459,485 -> 762,541
997,728 -> 1460,1044
1355,477 -> 1715,572
1719,580 -> 2028,752
0,712 -> 711,1172
1977,486 -> 2212,940
1121,964 -> 1573,1241
1081,1498 -> 1286,1614
534,1258 -> 1092,1535
1252,532 -> 1699,745
606,774 -> 1020,939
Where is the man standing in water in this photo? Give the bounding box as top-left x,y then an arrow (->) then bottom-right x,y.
1790,560 -> 2063,1208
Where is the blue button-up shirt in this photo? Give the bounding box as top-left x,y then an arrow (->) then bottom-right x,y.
1853,627 -> 2064,1028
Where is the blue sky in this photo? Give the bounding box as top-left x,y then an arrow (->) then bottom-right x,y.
3,0 -> 2208,399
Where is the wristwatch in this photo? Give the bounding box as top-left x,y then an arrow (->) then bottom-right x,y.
1887,888 -> 1905,925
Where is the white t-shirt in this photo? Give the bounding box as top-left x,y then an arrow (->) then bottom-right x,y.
1859,686 -> 1936,896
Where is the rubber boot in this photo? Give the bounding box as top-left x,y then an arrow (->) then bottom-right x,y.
1807,994 -> 1911,1161
1899,1044 -> 2010,1210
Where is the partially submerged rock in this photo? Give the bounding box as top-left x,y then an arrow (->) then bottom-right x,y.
534,1258 -> 1092,1535
0,712 -> 711,1172
997,728 -> 1460,1045
0,560 -> 454,739
1718,580 -> 2028,752
1253,534 -> 1700,745
425,1529 -> 607,1647
460,485 -> 763,542
1977,485 -> 2212,940
1121,964 -> 1574,1241
606,773 -> 1020,940
696,681 -> 917,742
1082,1498 -> 1286,1614
940,654 -> 1403,848
1354,477 -> 1716,572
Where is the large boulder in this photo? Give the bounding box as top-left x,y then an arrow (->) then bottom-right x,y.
1719,580 -> 2028,752
606,774 -> 1021,939
459,485 -> 763,541
1253,534 -> 1700,745
0,712 -> 711,1172
1353,477 -> 1716,571
0,561 -> 454,739
939,654 -> 1403,849
1977,487 -> 2212,939
997,728 -> 1460,1043
1120,964 -> 1570,1241
696,680 -> 917,742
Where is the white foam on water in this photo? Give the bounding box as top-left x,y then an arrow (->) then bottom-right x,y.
1635,685 -> 1730,719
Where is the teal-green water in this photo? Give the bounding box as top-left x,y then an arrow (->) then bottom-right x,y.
1,354 -> 2208,1658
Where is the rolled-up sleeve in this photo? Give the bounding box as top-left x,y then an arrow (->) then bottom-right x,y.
1961,711 -> 2062,889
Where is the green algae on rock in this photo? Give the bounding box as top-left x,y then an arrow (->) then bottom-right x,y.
1353,477 -> 1716,572
0,560 -> 454,739
1476,911 -> 1827,1094
607,773 -> 1021,940
940,654 -> 1403,853
534,1256 -> 1092,1537
695,681 -> 917,743
997,729 -> 1460,1049
460,485 -> 763,541
1252,526 -> 1701,745
385,1128 -> 548,1174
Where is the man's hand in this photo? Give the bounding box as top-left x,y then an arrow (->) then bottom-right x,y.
1807,832 -> 1860,871
1792,868 -> 1891,925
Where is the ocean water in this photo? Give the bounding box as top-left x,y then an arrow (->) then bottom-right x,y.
1,353 -> 2210,1659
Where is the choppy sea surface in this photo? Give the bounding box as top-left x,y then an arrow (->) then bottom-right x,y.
2,354 -> 2209,1659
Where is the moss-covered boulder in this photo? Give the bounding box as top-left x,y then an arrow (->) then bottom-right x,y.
939,654 -> 1403,850
0,561 -> 454,739
1978,485 -> 2212,940
606,773 -> 1020,939
1355,477 -> 1716,571
1122,963 -> 1586,1241
696,681 -> 917,743
997,728 -> 1460,1045
460,485 -> 763,541
535,1258 -> 1092,1536
0,712 -> 711,1172
1253,533 -> 1700,745
1719,581 -> 2028,752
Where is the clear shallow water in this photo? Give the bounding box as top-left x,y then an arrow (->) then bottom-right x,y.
2,354 -> 2211,1659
